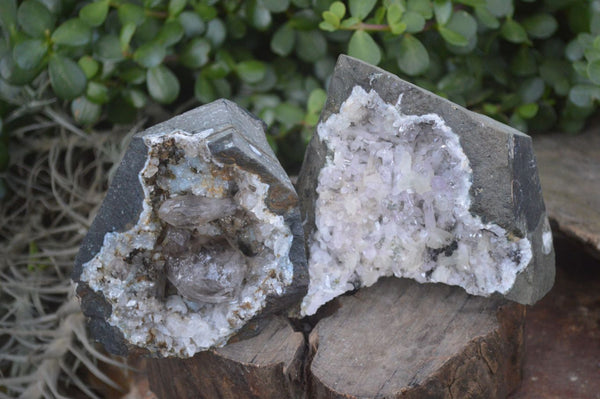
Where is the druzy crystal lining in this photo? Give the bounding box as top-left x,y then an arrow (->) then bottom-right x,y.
81,130 -> 294,357
301,86 -> 533,316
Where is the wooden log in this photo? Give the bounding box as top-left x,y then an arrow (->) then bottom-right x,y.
146,316 -> 305,399
533,128 -> 600,257
308,278 -> 525,399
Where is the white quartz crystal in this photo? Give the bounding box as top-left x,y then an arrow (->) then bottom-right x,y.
81,130 -> 294,357
300,86 -> 532,316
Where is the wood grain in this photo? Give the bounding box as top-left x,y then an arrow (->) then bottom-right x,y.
308,278 -> 525,399
146,316 -> 305,399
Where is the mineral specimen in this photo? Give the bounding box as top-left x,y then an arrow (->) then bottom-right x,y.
73,100 -> 307,357
297,55 -> 555,316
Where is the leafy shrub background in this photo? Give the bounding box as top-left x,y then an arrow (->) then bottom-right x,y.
0,0 -> 599,397
1,0 -> 599,174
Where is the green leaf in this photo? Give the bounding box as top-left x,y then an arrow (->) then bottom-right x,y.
438,26 -> 468,46
408,0 -> 432,19
340,16 -> 361,29
474,5 -> 499,29
206,19 -> 226,47
330,1 -> 346,19
510,46 -> 536,76
49,54 -> 87,100
390,21 -> 407,34
322,11 -> 340,28
275,102 -> 304,128
118,3 -> 145,27
509,112 -> 527,132
180,37 -> 210,68
168,0 -> 187,17
195,74 -> 216,103
79,0 -> 109,27
248,0 -> 271,30
348,30 -> 381,65
485,0 -> 513,18
13,39 -> 47,70
236,60 -> 266,83
296,30 -> 327,62
539,59 -> 569,95
588,59 -> 600,85
178,11 -> 205,37
17,0 -> 55,38
517,103 -> 538,119
95,35 -> 125,61
133,41 -> 166,68
0,53 -> 41,84
156,20 -> 184,46
77,55 -> 99,79
519,77 -> 544,103
195,4 -> 217,20
387,3 -> 404,24
433,0 -> 452,25
147,65 -> 179,104
119,22 -> 136,51
271,23 -> 295,56
455,0 -> 485,6
52,18 -> 91,46
86,81 -> 109,104
401,11 -> 425,33
568,84 -> 600,108
307,88 -> 327,114
122,88 -> 147,108
71,96 -> 101,125
262,0 -> 290,13
444,10 -> 477,52
319,21 -> 336,31
565,39 -> 583,62
522,13 -> 557,39
397,35 -> 429,76
501,19 -> 529,44
121,66 -> 146,83
0,0 -> 18,34
349,0 -> 376,20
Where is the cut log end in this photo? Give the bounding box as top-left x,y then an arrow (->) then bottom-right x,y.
308,278 -> 525,399
146,316 -> 305,399
145,278 -> 525,399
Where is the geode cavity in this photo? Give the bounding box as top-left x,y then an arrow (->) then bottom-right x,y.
297,55 -> 555,316
73,100 -> 307,357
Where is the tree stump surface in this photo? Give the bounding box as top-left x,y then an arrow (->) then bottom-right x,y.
145,278 -> 525,399
146,316 -> 305,399
308,278 -> 525,399
534,127 -> 600,257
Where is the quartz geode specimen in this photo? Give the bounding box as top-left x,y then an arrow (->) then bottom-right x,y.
73,100 -> 307,357
297,55 -> 555,316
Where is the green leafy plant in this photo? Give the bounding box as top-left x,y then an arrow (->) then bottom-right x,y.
317,0 -> 600,134
1,0 -> 599,170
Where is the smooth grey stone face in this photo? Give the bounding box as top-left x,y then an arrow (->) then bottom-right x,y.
73,100 -> 307,357
296,55 -> 554,315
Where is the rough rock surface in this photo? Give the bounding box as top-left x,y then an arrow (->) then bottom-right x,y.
534,128 -> 600,258
297,55 -> 554,316
73,100 -> 307,357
